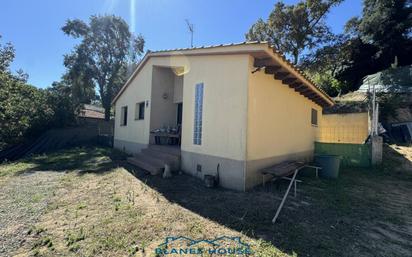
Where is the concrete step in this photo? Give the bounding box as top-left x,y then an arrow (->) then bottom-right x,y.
135,153 -> 167,167
141,148 -> 180,163
127,156 -> 163,175
148,144 -> 181,156
138,151 -> 179,171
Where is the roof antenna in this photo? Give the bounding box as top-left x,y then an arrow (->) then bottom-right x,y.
185,19 -> 194,48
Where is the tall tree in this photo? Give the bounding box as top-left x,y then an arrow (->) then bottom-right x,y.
0,36 -> 55,149
301,34 -> 348,95
0,35 -> 15,72
246,0 -> 343,64
358,0 -> 412,64
62,15 -> 145,120
333,0 -> 412,91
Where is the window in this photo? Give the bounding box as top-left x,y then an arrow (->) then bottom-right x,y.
311,108 -> 318,126
135,102 -> 145,120
120,106 -> 128,126
193,83 -> 204,145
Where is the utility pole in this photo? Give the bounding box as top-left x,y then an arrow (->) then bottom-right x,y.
185,19 -> 194,48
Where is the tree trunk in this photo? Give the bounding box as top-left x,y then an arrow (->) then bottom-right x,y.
293,51 -> 299,65
104,106 -> 111,121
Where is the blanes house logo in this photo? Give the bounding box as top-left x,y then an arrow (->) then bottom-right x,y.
155,236 -> 252,255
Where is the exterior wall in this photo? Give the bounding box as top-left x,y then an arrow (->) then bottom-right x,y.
114,54 -> 249,190
113,50 -> 329,191
179,55 -> 249,191
173,75 -> 183,103
317,112 -> 369,144
245,56 -> 323,189
150,67 -> 178,133
114,59 -> 152,154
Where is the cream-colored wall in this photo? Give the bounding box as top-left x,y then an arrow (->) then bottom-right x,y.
150,67 -> 178,131
173,75 -> 183,103
317,112 -> 369,144
114,54 -> 249,161
180,55 -> 249,161
246,56 -> 322,161
114,61 -> 152,146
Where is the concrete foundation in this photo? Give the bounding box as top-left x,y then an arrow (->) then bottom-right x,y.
181,150 -> 246,191
114,139 -> 147,155
371,136 -> 383,165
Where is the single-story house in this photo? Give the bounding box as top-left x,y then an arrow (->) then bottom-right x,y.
112,42 -> 334,191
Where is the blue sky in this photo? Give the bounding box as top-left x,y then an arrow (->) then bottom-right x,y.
0,0 -> 362,88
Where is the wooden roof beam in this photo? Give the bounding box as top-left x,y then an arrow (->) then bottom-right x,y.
306,92 -> 318,99
264,65 -> 282,74
274,72 -> 289,80
289,82 -> 302,88
295,85 -> 309,92
282,77 -> 297,85
300,90 -> 314,96
254,58 -> 273,67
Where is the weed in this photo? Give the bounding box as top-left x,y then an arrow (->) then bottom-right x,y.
65,227 -> 86,246
77,203 -> 87,210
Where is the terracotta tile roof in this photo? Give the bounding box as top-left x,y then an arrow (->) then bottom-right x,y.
78,104 -> 105,119
112,42 -> 334,106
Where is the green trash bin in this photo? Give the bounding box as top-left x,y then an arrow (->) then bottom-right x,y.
314,155 -> 341,178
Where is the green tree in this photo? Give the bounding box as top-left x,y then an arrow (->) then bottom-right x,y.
303,0 -> 412,95
0,72 -> 53,149
358,0 -> 412,63
0,36 -> 76,149
45,81 -> 78,128
301,35 -> 346,95
246,0 -> 343,64
0,35 -> 15,72
62,15 -> 145,120
333,0 -> 412,92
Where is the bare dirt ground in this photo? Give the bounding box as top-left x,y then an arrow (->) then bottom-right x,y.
0,145 -> 411,257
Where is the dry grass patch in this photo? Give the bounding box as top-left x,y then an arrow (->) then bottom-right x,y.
2,146 -> 412,257
6,150 -> 286,257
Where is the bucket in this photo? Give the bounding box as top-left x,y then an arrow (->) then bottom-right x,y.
204,175 -> 216,188
314,155 -> 341,179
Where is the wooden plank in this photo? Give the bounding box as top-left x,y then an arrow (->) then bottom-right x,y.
264,65 -> 282,74
294,85 -> 307,92
296,87 -> 310,93
254,58 -> 273,67
274,72 -> 289,80
289,82 -> 302,88
282,77 -> 297,85
306,92 -> 318,98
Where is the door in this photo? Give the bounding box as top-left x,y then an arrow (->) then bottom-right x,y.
177,103 -> 183,126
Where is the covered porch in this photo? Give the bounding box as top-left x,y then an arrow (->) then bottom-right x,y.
149,66 -> 185,147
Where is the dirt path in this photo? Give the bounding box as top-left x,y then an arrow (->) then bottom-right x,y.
357,179 -> 412,256
0,171 -> 64,256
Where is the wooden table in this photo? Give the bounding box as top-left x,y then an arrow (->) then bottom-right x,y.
260,161 -> 306,223
151,132 -> 180,145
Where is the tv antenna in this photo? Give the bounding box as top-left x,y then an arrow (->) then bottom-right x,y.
185,19 -> 194,48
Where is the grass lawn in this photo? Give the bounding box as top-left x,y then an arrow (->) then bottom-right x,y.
0,145 -> 411,257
